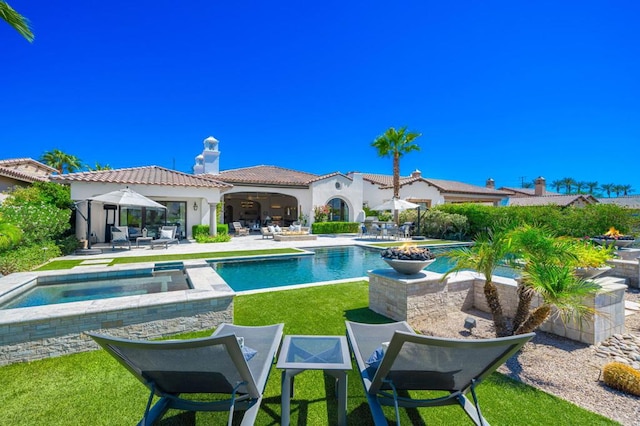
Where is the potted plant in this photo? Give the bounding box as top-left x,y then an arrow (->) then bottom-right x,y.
566,238 -> 614,279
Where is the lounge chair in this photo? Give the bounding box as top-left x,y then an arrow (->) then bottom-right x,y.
87,323 -> 284,426
233,222 -> 250,236
111,226 -> 131,251
150,225 -> 179,249
345,320 -> 534,425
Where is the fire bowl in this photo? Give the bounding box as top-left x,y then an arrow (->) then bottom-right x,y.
383,258 -> 436,275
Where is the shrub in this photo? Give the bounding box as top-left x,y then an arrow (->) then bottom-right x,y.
565,238 -> 615,268
194,233 -> 231,243
56,235 -> 82,255
311,222 -> 359,234
437,203 -> 636,238
192,224 -> 229,238
0,202 -> 70,245
0,241 -> 61,275
420,209 -> 468,240
602,362 -> 640,396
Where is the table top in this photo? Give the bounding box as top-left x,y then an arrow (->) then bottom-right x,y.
276,335 -> 352,371
136,236 -> 153,241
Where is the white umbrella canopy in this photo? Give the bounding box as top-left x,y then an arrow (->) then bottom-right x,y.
371,198 -> 419,212
89,188 -> 166,209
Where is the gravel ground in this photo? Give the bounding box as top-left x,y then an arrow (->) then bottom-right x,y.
415,289 -> 640,426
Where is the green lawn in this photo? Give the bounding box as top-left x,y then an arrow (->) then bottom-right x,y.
0,281 -> 618,425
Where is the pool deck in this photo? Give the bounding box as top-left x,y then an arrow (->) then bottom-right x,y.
62,233 -> 380,262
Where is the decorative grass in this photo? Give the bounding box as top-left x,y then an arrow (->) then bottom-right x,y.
0,282 -> 618,425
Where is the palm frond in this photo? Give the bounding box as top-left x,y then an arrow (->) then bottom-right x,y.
0,1 -> 34,42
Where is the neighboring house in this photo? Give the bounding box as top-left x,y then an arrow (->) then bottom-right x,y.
53,166 -> 230,242
356,170 -> 510,209
506,194 -> 599,207
0,158 -> 56,203
598,196 -> 640,209
495,177 -> 599,207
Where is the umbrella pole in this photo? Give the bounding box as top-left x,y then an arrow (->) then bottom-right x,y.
87,201 -> 92,249
416,206 -> 421,236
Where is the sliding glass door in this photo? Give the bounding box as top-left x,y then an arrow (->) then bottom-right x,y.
119,201 -> 186,239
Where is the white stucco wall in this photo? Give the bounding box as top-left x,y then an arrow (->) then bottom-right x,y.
310,173 -> 364,224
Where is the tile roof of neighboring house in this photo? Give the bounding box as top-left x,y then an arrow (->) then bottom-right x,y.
500,187 -> 561,196
507,195 -> 598,207
52,166 -> 231,188
0,158 -> 56,183
215,165 -> 320,186
0,158 -> 57,173
598,196 -> 640,208
359,173 -> 509,196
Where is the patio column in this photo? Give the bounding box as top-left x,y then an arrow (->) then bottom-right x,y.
209,203 -> 217,236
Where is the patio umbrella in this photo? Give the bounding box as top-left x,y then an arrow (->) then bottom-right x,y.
370,198 -> 419,212
83,188 -> 166,249
89,187 -> 166,209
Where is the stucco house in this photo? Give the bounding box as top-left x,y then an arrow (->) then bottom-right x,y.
47,135 -> 537,243
53,166 -> 230,242
0,158 -> 56,203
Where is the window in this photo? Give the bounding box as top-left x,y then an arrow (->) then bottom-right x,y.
327,198 -> 349,221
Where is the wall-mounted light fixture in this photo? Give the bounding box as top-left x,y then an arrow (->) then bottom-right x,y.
193,202 -> 198,211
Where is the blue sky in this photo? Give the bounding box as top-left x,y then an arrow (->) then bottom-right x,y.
2,1 -> 639,193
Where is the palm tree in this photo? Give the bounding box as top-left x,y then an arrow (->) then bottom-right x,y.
560,177 -> 576,194
600,183 -> 615,197
40,149 -> 83,174
87,162 -> 112,171
514,263 -> 599,334
0,1 -> 34,42
550,179 -> 563,193
574,181 -> 587,193
612,184 -> 625,197
371,126 -> 421,222
586,181 -> 599,194
621,184 -> 633,196
444,230 -> 512,337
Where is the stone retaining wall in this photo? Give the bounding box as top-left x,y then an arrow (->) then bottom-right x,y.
368,268 -> 627,345
606,258 -> 639,288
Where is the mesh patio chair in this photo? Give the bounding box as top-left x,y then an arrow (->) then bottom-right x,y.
111,226 -> 131,251
346,320 -> 534,425
150,225 -> 179,249
88,323 -> 284,426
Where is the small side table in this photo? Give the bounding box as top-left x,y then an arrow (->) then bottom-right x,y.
136,236 -> 153,247
276,335 -> 352,426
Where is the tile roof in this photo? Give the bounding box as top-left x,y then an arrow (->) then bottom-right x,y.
508,195 -> 598,207
0,167 -> 50,183
0,158 -> 56,183
0,158 -> 57,173
359,173 -> 509,196
216,165 -> 320,186
598,196 -> 640,208
52,166 -> 231,188
500,187 -> 561,196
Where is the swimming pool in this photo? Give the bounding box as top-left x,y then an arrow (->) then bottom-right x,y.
2,269 -> 190,309
212,245 -> 519,292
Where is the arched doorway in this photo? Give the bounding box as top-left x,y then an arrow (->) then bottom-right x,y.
327,198 -> 349,221
224,192 -> 299,227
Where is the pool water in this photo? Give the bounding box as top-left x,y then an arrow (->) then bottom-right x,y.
213,246 -> 519,292
3,270 -> 190,309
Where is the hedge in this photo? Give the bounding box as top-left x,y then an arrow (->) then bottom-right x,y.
311,221 -> 360,234
192,224 -> 229,237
